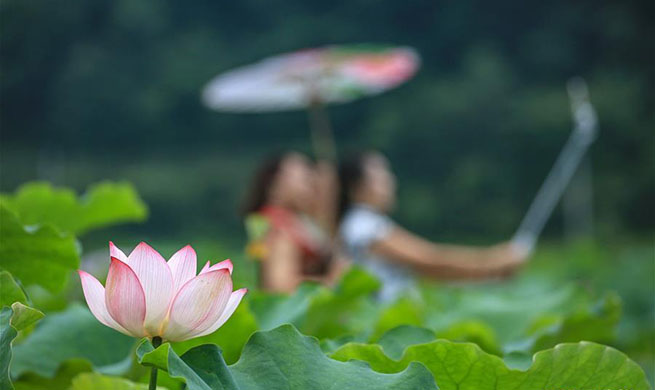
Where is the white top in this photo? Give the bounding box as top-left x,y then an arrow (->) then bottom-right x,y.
339,205 -> 414,302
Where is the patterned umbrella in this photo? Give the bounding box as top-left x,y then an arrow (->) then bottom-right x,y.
202,44 -> 420,160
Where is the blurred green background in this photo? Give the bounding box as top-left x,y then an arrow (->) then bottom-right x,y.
1,0 -> 653,246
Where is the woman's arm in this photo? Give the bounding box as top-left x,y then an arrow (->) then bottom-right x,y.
261,230 -> 345,292
312,161 -> 339,234
370,226 -> 526,279
261,231 -> 303,293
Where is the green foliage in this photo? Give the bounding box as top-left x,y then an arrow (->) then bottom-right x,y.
248,267 -> 380,337
230,325 -> 437,390
375,325 -> 435,359
0,293 -> 44,390
371,298 -> 424,340
526,292 -> 621,353
0,271 -> 27,307
249,284 -> 323,331
1,307 -> 18,390
331,337 -> 651,390
138,340 -> 239,390
0,182 -> 148,236
138,325 -> 439,390
420,278 -> 591,344
8,303 -> 44,332
2,231 -> 652,389
434,320 -> 500,355
0,181 -> 149,295
11,305 -> 134,379
301,268 -> 380,338
12,360 -> 93,390
0,206 -> 79,293
70,373 -> 160,390
0,304 -> 44,390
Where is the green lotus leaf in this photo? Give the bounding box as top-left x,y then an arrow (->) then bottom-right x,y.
0,206 -> 79,292
0,181 -> 147,236
332,338 -> 651,390
13,360 -> 93,390
70,372 -> 166,390
0,271 -> 27,307
1,307 -> 18,390
138,324 -> 438,390
9,303 -> 44,332
11,305 -> 134,379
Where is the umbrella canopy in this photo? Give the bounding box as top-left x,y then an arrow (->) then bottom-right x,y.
202,44 -> 420,112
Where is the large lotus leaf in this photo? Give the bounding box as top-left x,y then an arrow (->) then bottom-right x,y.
70,372 -> 165,390
248,283 -> 324,330
229,325 -> 436,389
0,206 -> 79,292
375,325 -> 436,359
10,305 -> 135,379
0,181 -> 147,236
435,320 -> 501,355
0,271 -> 27,307
526,292 -> 621,353
371,297 -> 424,340
138,340 -> 239,390
300,267 -> 381,338
249,267 -> 380,340
420,278 -> 592,344
331,338 -> 651,390
138,324 -> 438,390
12,360 -> 93,390
1,307 -> 18,390
0,304 -> 46,390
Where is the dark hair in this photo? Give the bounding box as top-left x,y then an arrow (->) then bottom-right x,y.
241,153 -> 288,216
338,152 -> 373,220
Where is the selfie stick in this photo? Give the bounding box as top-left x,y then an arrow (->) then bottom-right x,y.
511,78 -> 598,255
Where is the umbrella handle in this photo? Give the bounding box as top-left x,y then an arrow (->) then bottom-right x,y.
307,99 -> 337,162
511,77 -> 598,256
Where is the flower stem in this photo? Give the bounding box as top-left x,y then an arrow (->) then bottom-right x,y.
149,336 -> 163,390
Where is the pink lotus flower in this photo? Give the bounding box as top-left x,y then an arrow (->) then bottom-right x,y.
78,242 -> 247,342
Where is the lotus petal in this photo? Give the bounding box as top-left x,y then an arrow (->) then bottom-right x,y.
163,269 -> 232,341
109,241 -> 128,262
105,257 -> 146,337
78,270 -> 130,336
192,288 -> 247,338
126,242 -> 174,335
200,259 -> 233,275
168,245 -> 197,292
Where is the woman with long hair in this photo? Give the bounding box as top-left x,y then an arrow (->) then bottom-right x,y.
338,151 -> 527,302
242,151 -> 341,292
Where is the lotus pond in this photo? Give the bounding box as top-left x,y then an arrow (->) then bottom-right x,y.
1,182 -> 653,390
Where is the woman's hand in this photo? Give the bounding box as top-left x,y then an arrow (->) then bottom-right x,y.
480,242 -> 529,278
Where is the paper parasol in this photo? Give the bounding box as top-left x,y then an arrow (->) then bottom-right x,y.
202,44 -> 420,160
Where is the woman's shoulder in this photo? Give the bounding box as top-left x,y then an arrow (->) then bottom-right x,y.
340,205 -> 394,244
342,205 -> 390,225
255,205 -> 325,255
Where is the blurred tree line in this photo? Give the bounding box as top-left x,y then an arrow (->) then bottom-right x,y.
1,0 -> 653,244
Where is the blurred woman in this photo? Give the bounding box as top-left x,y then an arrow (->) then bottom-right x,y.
338,151 -> 527,302
242,152 -> 342,292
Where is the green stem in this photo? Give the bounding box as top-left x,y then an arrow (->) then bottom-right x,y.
149,336 -> 163,390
